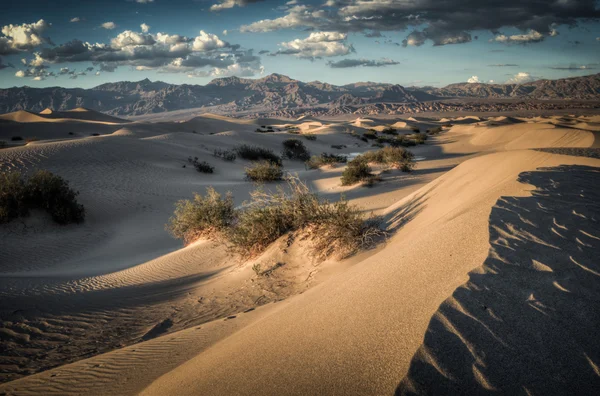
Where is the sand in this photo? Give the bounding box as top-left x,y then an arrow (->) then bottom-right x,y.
1,111 -> 599,394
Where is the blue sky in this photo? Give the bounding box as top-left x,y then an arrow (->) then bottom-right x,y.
1,0 -> 599,88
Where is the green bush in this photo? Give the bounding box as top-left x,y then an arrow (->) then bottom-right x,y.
306,153 -> 347,169
0,170 -> 85,225
282,138 -> 311,161
341,158 -> 373,186
166,188 -> 234,245
213,148 -> 237,162
245,160 -> 283,182
235,144 -> 282,166
358,146 -> 415,171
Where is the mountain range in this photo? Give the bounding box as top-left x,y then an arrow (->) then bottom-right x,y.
0,73 -> 598,117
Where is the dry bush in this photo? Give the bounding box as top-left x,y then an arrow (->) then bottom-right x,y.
213,148 -> 237,162
341,158 -> 373,186
188,157 -> 215,173
166,187 -> 234,244
235,144 -> 282,166
1,170 -> 85,225
245,160 -> 283,182
282,138 -> 311,161
304,134 -> 317,141
306,153 -> 347,169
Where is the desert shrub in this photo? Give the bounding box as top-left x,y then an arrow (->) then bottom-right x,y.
363,130 -> 377,140
381,127 -> 397,135
68,132 -> 74,136
229,177 -> 382,258
11,136 -> 23,141
282,138 -> 311,161
412,128 -> 420,133
341,158 -> 373,186
91,133 -> 100,136
304,134 -> 317,141
413,133 -> 427,144
0,172 -> 29,223
25,170 -> 85,224
213,148 -> 237,162
427,126 -> 443,134
166,187 -> 234,244
235,144 -> 282,166
188,157 -> 215,173
26,137 -> 39,143
306,153 -> 347,169
245,160 -> 283,182
0,141 -> 6,149
358,146 -> 415,171
331,144 -> 346,149
1,170 -> 85,225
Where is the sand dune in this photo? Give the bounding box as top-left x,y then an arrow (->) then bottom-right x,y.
1,110 -> 599,393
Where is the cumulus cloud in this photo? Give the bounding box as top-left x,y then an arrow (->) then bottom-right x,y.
101,22 -> 116,30
506,72 -> 537,84
273,31 -> 353,59
141,23 -> 150,33
327,58 -> 399,68
492,30 -> 544,44
0,19 -> 50,55
210,0 -> 265,12
70,17 -> 81,23
240,1 -> 599,47
467,76 -> 480,83
28,28 -> 261,79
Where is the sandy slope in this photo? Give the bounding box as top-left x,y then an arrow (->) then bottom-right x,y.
1,111 -> 599,393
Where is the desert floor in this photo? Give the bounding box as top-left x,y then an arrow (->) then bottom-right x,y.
1,109 -> 599,395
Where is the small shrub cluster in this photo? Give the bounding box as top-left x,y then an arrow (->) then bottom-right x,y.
363,130 -> 377,140
167,177 -> 383,258
304,134 -> 317,141
245,160 -> 283,182
235,144 -> 282,166
341,159 -> 374,186
166,187 -> 234,244
381,127 -> 398,135
331,144 -> 346,149
285,125 -> 300,134
377,135 -> 419,147
282,138 -> 311,161
360,146 -> 416,170
11,136 -> 23,141
213,148 -> 237,162
256,125 -> 275,133
0,170 -> 85,225
427,126 -> 443,134
0,141 -> 6,149
306,153 -> 347,169
188,157 -> 215,174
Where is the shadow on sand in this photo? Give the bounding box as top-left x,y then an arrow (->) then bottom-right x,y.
396,165 -> 600,395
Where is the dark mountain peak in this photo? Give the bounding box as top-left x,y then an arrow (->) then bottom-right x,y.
260,73 -> 295,83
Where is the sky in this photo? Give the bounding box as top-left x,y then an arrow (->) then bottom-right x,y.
1,0 -> 599,89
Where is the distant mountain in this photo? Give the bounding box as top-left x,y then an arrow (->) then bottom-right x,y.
0,73 -> 598,116
415,74 -> 600,100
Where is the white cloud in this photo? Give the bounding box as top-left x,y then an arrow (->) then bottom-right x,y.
70,17 -> 81,23
467,76 -> 480,83
95,71 -> 101,75
191,30 -> 228,51
276,31 -> 353,58
140,23 -> 150,33
492,30 -> 544,44
101,22 -> 116,30
506,72 -> 537,84
15,70 -> 25,77
111,30 -> 155,48
0,19 -> 50,54
136,0 -> 154,3
210,0 -> 264,12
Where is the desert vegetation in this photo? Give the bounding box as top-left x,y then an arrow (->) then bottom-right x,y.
235,144 -> 282,166
341,147 -> 416,186
306,153 -> 347,169
0,170 -> 85,225
167,177 -> 383,258
245,160 -> 283,182
188,157 -> 215,173
304,134 -> 317,141
213,148 -> 237,162
282,138 -> 311,161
